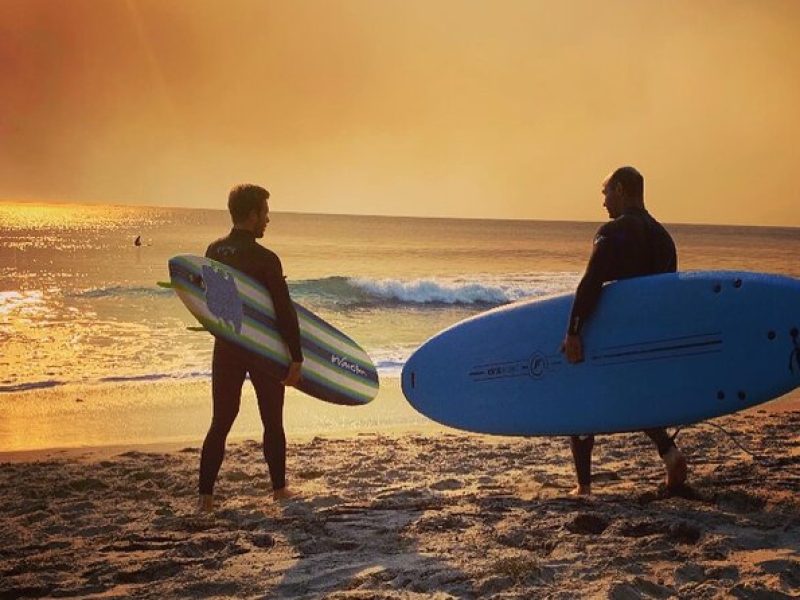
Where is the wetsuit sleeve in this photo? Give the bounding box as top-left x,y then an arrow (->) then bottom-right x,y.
566,228 -> 617,335
262,253 -> 304,362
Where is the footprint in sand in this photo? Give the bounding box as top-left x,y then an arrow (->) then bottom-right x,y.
295,468 -> 326,480
759,559 -> 800,589
430,478 -> 464,491
608,578 -> 676,599
565,513 -> 609,535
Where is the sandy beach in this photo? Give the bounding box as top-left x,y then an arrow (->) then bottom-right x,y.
2,402 -> 798,599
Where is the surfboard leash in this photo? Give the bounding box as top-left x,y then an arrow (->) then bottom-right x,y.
669,427 -> 682,444
693,422 -> 765,462
672,422 -> 769,463
688,421 -> 800,477
672,410 -> 798,474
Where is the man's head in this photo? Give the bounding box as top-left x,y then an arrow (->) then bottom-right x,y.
601,166 -> 644,219
228,184 -> 270,237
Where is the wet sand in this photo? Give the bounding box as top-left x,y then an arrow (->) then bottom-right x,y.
1,407 -> 799,599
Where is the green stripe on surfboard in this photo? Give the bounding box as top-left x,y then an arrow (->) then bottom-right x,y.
175,283 -> 376,400
200,316 -> 375,403
175,274 -> 375,383
176,255 -> 348,343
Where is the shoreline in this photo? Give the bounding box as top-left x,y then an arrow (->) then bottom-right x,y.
0,375 -> 432,455
1,376 -> 798,460
0,423 -> 450,465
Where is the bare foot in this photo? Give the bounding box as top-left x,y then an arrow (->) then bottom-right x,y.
569,484 -> 592,497
198,494 -> 214,513
663,447 -> 688,489
273,486 -> 298,502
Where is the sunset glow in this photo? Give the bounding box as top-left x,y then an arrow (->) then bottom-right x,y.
1,1 -> 798,226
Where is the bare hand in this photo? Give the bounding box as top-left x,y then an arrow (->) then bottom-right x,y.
282,361 -> 303,386
561,333 -> 584,364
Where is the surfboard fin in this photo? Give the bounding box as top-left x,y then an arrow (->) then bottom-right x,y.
157,281 -> 173,289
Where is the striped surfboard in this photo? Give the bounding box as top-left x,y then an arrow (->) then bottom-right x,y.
168,254 -> 379,406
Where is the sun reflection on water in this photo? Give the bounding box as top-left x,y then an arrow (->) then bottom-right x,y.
0,202 -> 162,230
0,290 -> 47,318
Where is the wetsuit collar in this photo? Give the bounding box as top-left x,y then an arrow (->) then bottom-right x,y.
229,227 -> 257,240
621,206 -> 648,217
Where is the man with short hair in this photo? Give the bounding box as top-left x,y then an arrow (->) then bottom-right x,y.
562,166 -> 688,496
199,184 -> 303,512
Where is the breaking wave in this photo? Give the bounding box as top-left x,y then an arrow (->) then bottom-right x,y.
290,273 -> 578,307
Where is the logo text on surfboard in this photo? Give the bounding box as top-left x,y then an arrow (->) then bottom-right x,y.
331,355 -> 367,376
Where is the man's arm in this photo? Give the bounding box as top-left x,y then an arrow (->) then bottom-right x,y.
262,253 -> 304,384
563,230 -> 616,363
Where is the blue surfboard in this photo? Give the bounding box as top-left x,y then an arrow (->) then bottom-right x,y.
168,255 -> 379,406
401,271 -> 800,435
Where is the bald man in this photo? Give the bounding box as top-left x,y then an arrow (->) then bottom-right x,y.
562,166 -> 688,496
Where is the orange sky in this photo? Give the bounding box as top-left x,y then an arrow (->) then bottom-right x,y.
1,1 -> 798,225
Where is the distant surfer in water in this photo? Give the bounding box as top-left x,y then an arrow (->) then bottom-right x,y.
134,235 -> 142,247
561,166 -> 688,496
198,184 -> 304,512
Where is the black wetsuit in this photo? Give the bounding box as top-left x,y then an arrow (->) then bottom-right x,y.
567,207 -> 678,486
199,228 -> 303,494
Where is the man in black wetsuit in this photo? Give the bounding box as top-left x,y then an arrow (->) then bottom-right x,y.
562,166 -> 687,496
199,184 -> 303,512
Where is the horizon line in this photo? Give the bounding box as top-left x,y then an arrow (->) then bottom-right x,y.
2,196 -> 798,231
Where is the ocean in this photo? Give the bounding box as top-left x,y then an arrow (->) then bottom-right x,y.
2,202 -> 800,451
